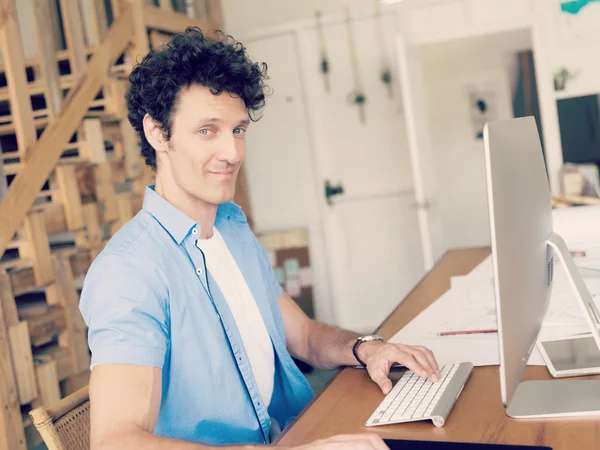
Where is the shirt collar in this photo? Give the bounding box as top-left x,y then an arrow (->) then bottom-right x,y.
142,185 -> 247,244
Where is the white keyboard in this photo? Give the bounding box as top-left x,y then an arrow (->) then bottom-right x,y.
365,362 -> 473,428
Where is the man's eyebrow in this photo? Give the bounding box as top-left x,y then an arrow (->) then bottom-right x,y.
196,118 -> 250,126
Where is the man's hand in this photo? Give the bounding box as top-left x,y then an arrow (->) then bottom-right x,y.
358,341 -> 441,394
284,433 -> 389,449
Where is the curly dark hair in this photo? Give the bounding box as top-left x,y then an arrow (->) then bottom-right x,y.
125,28 -> 270,169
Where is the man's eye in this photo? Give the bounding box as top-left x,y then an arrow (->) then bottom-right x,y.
233,128 -> 246,135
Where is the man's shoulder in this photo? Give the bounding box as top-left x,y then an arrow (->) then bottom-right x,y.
90,210 -> 169,273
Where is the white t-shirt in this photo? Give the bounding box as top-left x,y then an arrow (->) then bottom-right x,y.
195,228 -> 275,406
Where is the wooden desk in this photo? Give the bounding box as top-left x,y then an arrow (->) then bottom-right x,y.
277,248 -> 600,449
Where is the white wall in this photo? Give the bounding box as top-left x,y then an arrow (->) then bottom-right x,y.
221,0 -> 369,36
542,0 -> 600,100
420,30 -> 532,249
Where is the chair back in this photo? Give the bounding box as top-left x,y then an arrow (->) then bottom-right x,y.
29,385 -> 90,450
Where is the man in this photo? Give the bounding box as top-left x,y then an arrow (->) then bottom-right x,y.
80,28 -> 440,449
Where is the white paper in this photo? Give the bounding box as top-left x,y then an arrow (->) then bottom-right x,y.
389,250 -> 600,367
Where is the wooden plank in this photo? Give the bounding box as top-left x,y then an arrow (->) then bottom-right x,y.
205,0 -> 223,28
75,203 -> 102,249
89,0 -> 109,44
20,304 -> 67,348
32,356 -> 61,408
95,161 -> 119,222
53,165 -> 85,230
129,0 -> 151,62
8,322 -> 38,404
59,0 -> 88,80
8,264 -> 38,297
75,165 -> 98,205
0,288 -> 27,450
38,202 -> 68,235
21,212 -> 55,286
0,0 -> 38,159
0,157 -> 7,201
32,0 -> 63,119
34,345 -> 73,381
121,119 -> 142,179
149,29 -> 174,49
0,270 -> 19,328
0,4 -> 135,258
106,78 -> 128,120
158,0 -> 173,11
111,192 -> 134,234
61,370 -> 89,397
79,119 -> 107,163
143,3 -> 217,35
47,255 -> 90,374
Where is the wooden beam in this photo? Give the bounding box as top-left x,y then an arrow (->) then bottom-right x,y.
0,270 -> 19,328
205,0 -> 223,28
79,119 -> 107,163
95,161 -> 119,223
0,0 -> 38,159
47,255 -> 90,374
121,119 -> 142,179
129,0 -> 150,63
21,212 -> 55,286
143,3 -> 217,35
149,29 -> 173,50
89,0 -> 109,44
0,4 -> 135,258
0,158 -> 7,202
8,322 -> 38,404
75,203 -> 102,249
34,345 -> 73,381
32,0 -> 63,119
159,0 -> 173,11
0,290 -> 27,450
32,356 -> 61,409
111,192 -> 134,234
53,165 -> 85,231
59,0 -> 88,80
20,305 -> 67,348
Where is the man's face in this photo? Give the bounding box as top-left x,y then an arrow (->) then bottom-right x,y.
161,84 -> 249,206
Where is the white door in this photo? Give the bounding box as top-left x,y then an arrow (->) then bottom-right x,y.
244,14 -> 425,333
295,13 -> 424,332
396,34 -> 445,271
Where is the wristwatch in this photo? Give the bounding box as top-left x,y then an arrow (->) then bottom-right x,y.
352,335 -> 384,367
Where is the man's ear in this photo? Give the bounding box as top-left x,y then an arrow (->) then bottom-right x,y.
142,113 -> 168,155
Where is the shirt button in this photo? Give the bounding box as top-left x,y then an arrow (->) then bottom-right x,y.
196,268 -> 203,275
192,228 -> 198,235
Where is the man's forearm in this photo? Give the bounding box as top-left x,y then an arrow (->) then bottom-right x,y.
304,321 -> 380,370
94,428 -> 265,450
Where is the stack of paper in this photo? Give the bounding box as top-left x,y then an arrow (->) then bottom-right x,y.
390,206 -> 600,367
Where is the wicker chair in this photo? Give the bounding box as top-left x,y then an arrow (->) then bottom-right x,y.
29,385 -> 90,450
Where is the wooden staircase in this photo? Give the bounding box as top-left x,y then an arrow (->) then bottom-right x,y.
0,1 -> 225,448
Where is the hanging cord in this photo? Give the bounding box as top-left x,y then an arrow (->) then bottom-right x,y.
345,8 -> 367,123
375,2 -> 393,98
316,11 -> 331,93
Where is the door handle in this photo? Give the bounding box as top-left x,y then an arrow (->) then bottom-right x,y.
325,180 -> 344,205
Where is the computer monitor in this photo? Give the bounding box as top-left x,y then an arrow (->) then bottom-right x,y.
483,116 -> 600,418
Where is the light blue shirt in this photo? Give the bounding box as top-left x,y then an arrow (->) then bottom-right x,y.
80,186 -> 314,445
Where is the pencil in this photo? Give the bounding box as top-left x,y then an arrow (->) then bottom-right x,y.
438,329 -> 497,336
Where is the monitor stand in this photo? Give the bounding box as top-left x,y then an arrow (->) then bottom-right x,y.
506,232 -> 600,419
